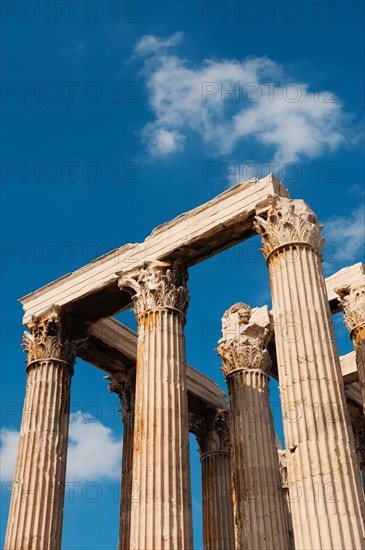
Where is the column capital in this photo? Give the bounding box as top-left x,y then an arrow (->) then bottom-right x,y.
254,197 -> 324,261
118,260 -> 189,322
22,308 -> 83,372
189,412 -> 206,449
335,284 -> 365,337
216,303 -> 272,377
106,370 -> 135,417
190,410 -> 230,457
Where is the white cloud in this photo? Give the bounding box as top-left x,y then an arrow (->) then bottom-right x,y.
0,412 -> 123,483
67,411 -> 122,481
134,32 -> 183,56
134,33 -> 353,164
323,206 -> 365,265
0,428 -> 19,481
142,125 -> 184,156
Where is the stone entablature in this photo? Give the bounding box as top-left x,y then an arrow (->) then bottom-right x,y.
20,175 -> 289,325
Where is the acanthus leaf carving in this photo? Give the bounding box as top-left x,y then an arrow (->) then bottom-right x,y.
208,410 -> 230,453
335,284 -> 365,335
189,410 -> 230,456
22,309 -> 81,368
216,303 -> 272,377
106,370 -> 136,416
119,260 -> 189,322
217,341 -> 271,377
189,412 -> 207,452
254,198 -> 324,260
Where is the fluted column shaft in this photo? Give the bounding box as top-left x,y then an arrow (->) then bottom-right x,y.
201,451 -> 234,550
5,312 -> 76,550
255,198 -> 365,550
107,372 -> 135,550
217,304 -> 290,549
120,261 -> 193,550
120,410 -> 134,550
191,411 -> 235,550
228,371 -> 290,549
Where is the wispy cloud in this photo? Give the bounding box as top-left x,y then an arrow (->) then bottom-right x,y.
134,33 -> 354,166
323,206 -> 365,268
134,32 -> 183,56
0,412 -> 123,483
347,182 -> 365,197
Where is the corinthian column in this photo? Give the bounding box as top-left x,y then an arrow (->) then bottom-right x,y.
119,261 -> 193,550
254,198 -> 365,550
107,370 -> 136,550
5,310 -> 78,550
335,284 -> 365,414
190,410 -> 234,550
217,304 -> 291,550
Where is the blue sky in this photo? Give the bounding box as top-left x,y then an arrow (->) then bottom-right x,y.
1,1 -> 364,548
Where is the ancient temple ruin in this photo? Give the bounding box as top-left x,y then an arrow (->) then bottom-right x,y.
5,175 -> 365,549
